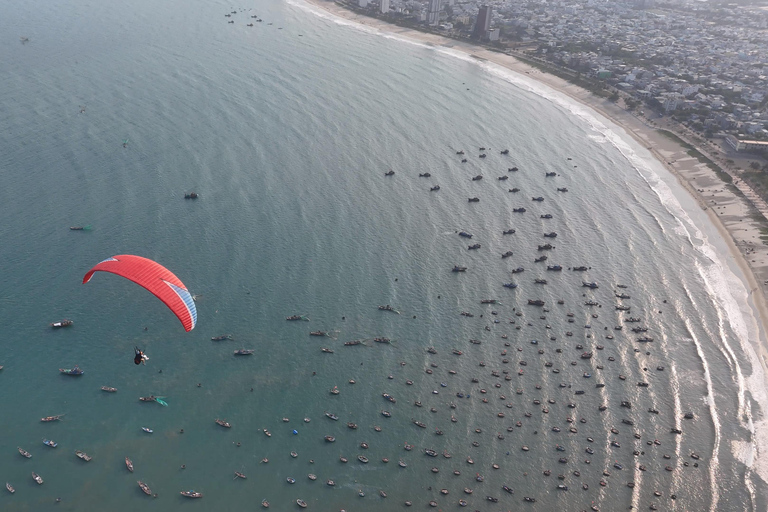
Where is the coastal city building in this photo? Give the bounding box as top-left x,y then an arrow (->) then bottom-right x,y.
726,135 -> 768,153
472,5 -> 491,40
427,0 -> 441,25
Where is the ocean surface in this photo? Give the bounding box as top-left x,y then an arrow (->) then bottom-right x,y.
1,0 -> 767,510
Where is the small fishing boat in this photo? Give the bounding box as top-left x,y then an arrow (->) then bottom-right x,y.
452,266 -> 467,272
43,439 -> 57,448
430,185 -> 440,191
503,229 -> 516,235
101,386 -> 117,392
51,319 -> 73,328
234,349 -> 254,355
211,334 -> 233,341
378,305 -> 400,314
468,197 -> 479,202
32,472 -> 43,485
344,340 -> 362,346
384,170 -> 395,176
126,457 -> 134,472
59,366 -> 83,375
138,481 -> 152,495
75,450 -> 92,462
41,414 -> 64,422
373,337 -> 391,344
325,411 -> 339,421
6,482 -> 14,494
324,435 -> 336,442
297,499 -> 307,508
180,490 -> 203,498
141,426 -> 154,433
309,331 -> 327,337
18,447 -> 32,458
184,192 -> 198,199
419,172 -> 431,177
215,419 -> 231,428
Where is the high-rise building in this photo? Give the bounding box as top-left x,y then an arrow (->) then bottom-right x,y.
380,0 -> 390,13
472,5 -> 491,39
427,0 -> 441,25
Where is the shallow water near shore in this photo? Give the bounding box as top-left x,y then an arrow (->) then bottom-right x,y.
1,0 -> 767,510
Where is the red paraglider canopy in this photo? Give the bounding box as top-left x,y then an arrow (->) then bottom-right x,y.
83,255 -> 197,332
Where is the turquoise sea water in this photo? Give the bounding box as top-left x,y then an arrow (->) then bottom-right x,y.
1,0 -> 767,510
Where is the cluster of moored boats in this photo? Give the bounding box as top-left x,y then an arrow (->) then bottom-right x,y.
17,149 -> 690,509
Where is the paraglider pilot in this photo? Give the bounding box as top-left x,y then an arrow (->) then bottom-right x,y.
134,347 -> 149,365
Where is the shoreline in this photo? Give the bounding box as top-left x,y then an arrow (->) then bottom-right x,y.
303,0 -> 768,479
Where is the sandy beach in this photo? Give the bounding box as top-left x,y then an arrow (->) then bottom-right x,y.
304,0 -> 768,475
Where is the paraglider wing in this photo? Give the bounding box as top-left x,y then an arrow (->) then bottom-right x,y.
83,255 -> 197,332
